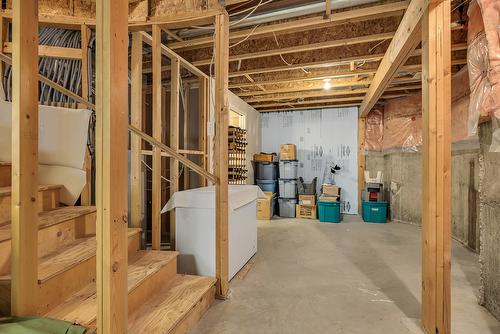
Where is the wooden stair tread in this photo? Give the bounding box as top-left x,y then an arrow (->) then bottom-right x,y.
128,274 -> 216,333
0,236 -> 96,284
0,229 -> 140,284
0,206 -> 96,242
128,250 -> 179,293
0,184 -> 61,198
45,250 -> 179,326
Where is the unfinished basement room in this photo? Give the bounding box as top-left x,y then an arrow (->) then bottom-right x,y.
0,0 -> 499,333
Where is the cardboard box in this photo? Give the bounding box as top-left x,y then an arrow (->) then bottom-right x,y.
279,144 -> 296,161
319,195 -> 340,202
257,192 -> 274,219
321,184 -> 341,196
254,153 -> 278,162
296,204 -> 317,219
299,194 -> 316,206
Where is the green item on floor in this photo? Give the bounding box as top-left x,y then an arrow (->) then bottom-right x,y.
0,317 -> 87,334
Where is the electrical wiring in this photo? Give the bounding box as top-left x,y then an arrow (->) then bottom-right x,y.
229,24 -> 260,49
190,0 -> 273,30
368,38 -> 390,54
272,31 -> 309,74
142,160 -> 172,184
229,0 -> 273,18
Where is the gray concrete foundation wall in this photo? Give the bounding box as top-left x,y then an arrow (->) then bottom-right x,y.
365,143 -> 480,250
365,121 -> 500,320
478,122 -> 500,320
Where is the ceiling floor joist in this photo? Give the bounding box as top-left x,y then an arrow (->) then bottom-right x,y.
359,0 -> 429,117
168,1 -> 410,51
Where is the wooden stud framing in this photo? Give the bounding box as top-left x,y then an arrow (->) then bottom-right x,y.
170,57 -> 180,250
214,12 -> 230,299
358,117 -> 366,213
152,25 -> 162,250
95,0 -> 128,332
359,0 -> 428,117
10,0 -> 39,316
183,83 -> 190,189
325,0 -> 332,19
130,32 -> 143,230
421,1 -> 451,333
80,24 -> 92,206
199,77 -> 209,187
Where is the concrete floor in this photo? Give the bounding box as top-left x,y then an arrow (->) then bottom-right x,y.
192,216 -> 500,334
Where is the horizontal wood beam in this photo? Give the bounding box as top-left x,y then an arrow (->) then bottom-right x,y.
229,59 -> 465,89
252,93 -> 408,109
142,149 -> 206,156
169,1 -> 410,51
243,83 -> 422,103
192,32 -> 395,66
235,75 -> 422,97
359,0 -> 428,117
3,42 -> 82,59
258,102 -> 362,113
228,43 -> 466,78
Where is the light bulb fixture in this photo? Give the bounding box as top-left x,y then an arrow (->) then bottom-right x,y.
323,78 -> 331,90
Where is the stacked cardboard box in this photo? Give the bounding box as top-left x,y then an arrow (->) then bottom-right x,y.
319,184 -> 341,202
257,192 -> 275,220
279,144 -> 297,161
296,194 -> 316,219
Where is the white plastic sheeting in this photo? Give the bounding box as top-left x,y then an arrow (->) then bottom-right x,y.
0,101 -> 91,205
261,107 -> 359,214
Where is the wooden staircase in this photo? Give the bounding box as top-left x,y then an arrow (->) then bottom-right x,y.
0,171 -> 216,333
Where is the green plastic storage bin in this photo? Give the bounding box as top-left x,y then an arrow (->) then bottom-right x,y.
362,201 -> 388,223
318,201 -> 341,223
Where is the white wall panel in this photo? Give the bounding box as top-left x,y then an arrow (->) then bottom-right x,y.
261,107 -> 359,214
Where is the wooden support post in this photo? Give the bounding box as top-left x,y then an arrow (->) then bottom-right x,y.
358,117 -> 366,213
421,1 -> 451,333
95,0 -> 128,332
214,12 -> 230,299
152,25 -> 162,250
130,32 -> 143,230
11,0 -> 39,316
170,57 -> 180,250
80,24 -> 92,206
183,82 -> 190,189
325,0 -> 332,19
199,77 -> 208,187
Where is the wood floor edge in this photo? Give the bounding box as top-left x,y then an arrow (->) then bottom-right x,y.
168,284 -> 216,334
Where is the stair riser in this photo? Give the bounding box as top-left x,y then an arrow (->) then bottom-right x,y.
128,257 -> 178,316
169,285 -> 216,334
0,188 -> 60,224
128,232 -> 141,257
0,257 -> 96,316
0,165 -> 10,187
0,212 -> 96,276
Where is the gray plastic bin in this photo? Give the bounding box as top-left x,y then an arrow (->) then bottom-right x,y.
279,179 -> 297,198
254,161 -> 279,180
278,198 -> 297,218
279,160 -> 298,179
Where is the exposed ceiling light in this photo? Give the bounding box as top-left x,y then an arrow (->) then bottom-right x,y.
323,79 -> 331,90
